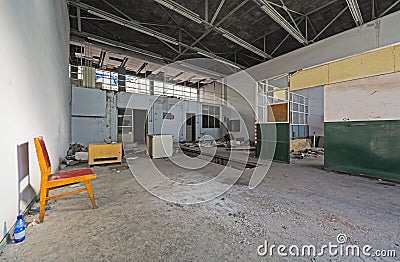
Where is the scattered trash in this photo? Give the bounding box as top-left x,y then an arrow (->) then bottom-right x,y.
67,143 -> 87,158
28,201 -> 55,215
109,165 -> 129,173
291,148 -> 324,159
60,158 -> 81,166
199,135 -> 217,147
75,152 -> 88,161
65,160 -> 80,166
26,219 -> 38,229
62,143 -> 88,164
30,205 -> 51,214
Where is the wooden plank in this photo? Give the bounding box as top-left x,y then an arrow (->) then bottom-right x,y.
46,188 -> 87,200
88,143 -> 122,165
329,47 -> 395,84
289,64 -> 329,91
267,103 -> 288,122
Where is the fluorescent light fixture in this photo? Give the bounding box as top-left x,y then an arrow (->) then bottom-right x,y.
197,51 -> 215,59
346,0 -> 364,25
177,62 -> 223,79
154,0 -> 271,60
196,51 -> 241,69
86,36 -> 163,60
154,0 -> 203,24
258,0 -> 308,44
87,9 -> 179,45
217,28 -> 271,58
88,10 -> 121,24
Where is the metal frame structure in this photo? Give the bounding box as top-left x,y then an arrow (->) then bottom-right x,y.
68,0 -> 400,69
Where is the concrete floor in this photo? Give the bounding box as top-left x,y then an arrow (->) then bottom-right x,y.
1,151 -> 399,261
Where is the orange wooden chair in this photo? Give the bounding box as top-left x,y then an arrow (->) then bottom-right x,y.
34,136 -> 97,222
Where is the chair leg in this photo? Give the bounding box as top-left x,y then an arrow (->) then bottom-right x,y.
44,189 -> 49,206
39,188 -> 47,223
85,181 -> 96,208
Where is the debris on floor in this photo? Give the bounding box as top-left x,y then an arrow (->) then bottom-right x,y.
290,139 -> 311,152
291,148 -> 324,159
59,143 -> 89,168
109,165 -> 129,173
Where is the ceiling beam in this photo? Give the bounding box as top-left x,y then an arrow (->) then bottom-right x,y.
120,57 -> 128,67
242,0 -> 340,47
267,0 -> 304,16
76,0 -> 82,31
67,1 -> 244,68
170,0 -> 249,60
137,62 -> 148,74
379,0 -> 400,17
279,0 -> 302,33
155,0 -> 271,60
253,0 -> 308,44
313,6 -> 348,41
71,30 -> 166,62
99,50 -> 107,67
68,1 -> 179,45
271,33 -> 290,55
101,0 -> 132,21
345,0 -> 364,26
205,0 -> 209,23
210,0 -> 225,24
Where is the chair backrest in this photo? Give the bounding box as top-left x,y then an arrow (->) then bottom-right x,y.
34,136 -> 52,182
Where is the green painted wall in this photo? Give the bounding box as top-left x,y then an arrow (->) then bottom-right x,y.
256,123 -> 290,163
325,120 -> 400,181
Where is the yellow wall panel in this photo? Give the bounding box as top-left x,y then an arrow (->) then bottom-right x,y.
289,64 -> 329,91
288,45 -> 400,91
395,46 -> 400,72
329,47 -> 395,84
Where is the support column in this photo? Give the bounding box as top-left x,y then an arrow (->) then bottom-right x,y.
117,67 -> 126,92
149,79 -> 154,96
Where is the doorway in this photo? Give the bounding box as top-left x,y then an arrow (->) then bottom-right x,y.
186,113 -> 196,142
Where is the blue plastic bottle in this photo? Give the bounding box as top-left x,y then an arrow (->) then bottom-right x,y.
14,215 -> 25,243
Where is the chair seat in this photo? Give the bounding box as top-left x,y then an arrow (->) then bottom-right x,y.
49,168 -> 95,181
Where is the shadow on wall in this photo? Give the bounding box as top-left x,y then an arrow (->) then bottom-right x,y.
3,222 -> 7,239
17,142 -> 36,214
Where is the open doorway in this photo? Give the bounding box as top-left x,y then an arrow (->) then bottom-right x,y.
133,109 -> 147,144
186,113 -> 196,142
117,108 -> 147,144
289,86 -> 324,168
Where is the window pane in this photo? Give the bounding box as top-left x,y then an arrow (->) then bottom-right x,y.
202,115 -> 208,128
209,115 -> 214,128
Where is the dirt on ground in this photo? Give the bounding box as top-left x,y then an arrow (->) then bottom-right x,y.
1,150 -> 399,261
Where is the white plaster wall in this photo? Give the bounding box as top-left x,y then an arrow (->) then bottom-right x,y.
226,72 -> 257,141
246,11 -> 400,82
0,0 -> 70,238
325,72 -> 400,122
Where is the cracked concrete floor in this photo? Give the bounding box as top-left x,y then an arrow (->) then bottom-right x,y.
1,153 -> 399,261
